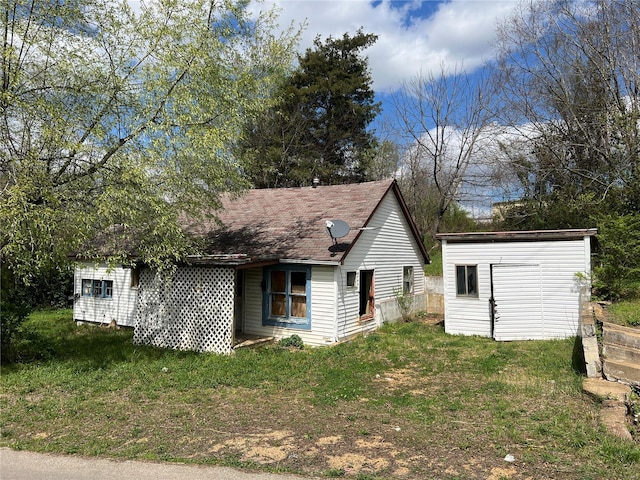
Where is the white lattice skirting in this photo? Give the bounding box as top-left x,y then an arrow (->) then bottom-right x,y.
133,267 -> 235,354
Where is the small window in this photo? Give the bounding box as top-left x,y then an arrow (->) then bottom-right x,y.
346,271 -> 356,287
403,266 -> 414,294
81,279 -> 114,299
82,279 -> 93,296
456,265 -> 478,297
104,280 -> 113,298
92,279 -> 103,297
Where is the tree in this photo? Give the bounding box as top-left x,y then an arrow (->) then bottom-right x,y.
493,0 -> 640,229
391,64 -> 496,238
1,0 -> 298,281
492,0 -> 640,298
240,30 -> 381,187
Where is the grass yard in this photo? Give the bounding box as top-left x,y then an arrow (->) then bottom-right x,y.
608,298 -> 640,328
1,310 -> 639,480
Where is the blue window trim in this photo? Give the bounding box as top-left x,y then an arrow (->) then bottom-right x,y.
262,265 -> 311,330
81,279 -> 113,299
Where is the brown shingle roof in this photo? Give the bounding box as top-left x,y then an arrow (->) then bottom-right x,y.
182,179 -> 426,264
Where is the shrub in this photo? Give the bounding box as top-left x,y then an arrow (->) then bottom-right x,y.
0,300 -> 31,364
593,213 -> 640,300
279,334 -> 304,349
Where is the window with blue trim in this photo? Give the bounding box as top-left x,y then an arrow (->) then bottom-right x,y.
82,279 -> 114,299
263,266 -> 311,329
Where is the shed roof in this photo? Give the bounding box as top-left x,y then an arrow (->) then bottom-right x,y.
182,179 -> 429,265
436,228 -> 598,243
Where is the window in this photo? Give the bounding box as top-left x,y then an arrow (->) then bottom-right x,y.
359,270 -> 375,319
456,265 -> 478,297
81,279 -> 114,299
346,271 -> 356,287
403,266 -> 414,294
92,279 -> 103,297
263,266 -> 311,329
82,279 -> 93,296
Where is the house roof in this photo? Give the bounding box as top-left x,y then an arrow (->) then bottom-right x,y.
436,228 -> 598,243
182,179 -> 429,265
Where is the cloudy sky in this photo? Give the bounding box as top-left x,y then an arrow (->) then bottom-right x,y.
251,0 -> 519,94
249,1 -> 524,212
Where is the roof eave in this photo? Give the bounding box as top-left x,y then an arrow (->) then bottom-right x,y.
436,228 -> 598,243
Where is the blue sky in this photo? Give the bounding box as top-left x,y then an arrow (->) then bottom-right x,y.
251,0 -> 522,127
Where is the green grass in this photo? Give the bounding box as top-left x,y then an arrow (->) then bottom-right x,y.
1,310 -> 639,479
424,248 -> 442,276
608,298 -> 640,327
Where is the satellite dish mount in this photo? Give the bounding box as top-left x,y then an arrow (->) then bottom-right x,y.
325,219 -> 350,245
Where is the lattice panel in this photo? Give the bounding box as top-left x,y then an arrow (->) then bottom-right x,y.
133,267 -> 235,354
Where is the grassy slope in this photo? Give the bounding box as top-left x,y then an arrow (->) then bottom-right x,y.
1,310 -> 639,479
608,298 -> 640,327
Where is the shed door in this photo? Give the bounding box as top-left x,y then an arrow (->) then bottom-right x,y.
491,264 -> 543,341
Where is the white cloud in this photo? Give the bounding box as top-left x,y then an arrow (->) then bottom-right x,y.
255,0 -> 520,92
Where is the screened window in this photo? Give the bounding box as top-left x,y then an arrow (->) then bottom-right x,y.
456,265 -> 478,297
263,267 -> 311,329
82,279 -> 114,299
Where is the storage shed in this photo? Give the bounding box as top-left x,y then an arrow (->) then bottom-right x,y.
436,229 -> 597,341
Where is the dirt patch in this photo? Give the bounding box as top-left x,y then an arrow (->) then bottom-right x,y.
487,466 -> 518,479
209,430 -> 294,464
373,365 -> 428,395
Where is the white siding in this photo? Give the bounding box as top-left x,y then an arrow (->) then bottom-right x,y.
72,263 -> 138,327
242,266 -> 338,347
338,192 -> 427,340
492,264 -> 544,340
442,238 -> 590,339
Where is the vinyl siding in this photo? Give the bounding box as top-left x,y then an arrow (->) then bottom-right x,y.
338,192 -> 427,340
242,266 -> 338,346
442,238 -> 590,339
72,263 -> 138,327
492,264 -> 544,340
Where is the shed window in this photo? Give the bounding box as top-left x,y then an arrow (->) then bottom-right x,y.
82,279 -> 114,299
263,266 -> 311,329
456,265 -> 478,297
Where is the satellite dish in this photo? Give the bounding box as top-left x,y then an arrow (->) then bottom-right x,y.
325,219 -> 350,243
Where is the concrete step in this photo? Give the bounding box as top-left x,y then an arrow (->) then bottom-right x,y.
602,322 -> 640,349
583,377 -> 631,402
603,358 -> 640,384
603,343 -> 640,364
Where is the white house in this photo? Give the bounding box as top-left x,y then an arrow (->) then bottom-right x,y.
436,229 -> 597,341
73,179 -> 430,353
73,264 -> 140,327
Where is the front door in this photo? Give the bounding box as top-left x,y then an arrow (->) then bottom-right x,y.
359,270 -> 375,319
491,264 -> 543,341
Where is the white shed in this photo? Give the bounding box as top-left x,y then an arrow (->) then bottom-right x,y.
436,229 -> 597,341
